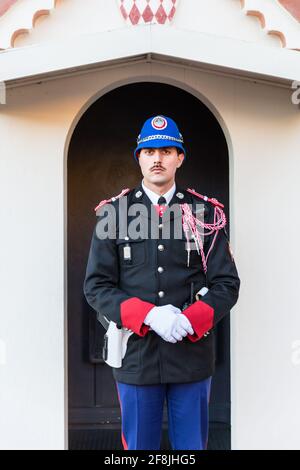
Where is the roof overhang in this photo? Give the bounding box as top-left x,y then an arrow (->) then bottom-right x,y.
0,24 -> 299,89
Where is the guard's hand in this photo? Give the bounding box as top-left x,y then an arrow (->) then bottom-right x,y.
172,314 -> 194,340
144,305 -> 181,343
165,308 -> 195,341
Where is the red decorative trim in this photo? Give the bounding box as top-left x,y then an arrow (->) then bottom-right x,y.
0,0 -> 18,18
120,297 -> 154,336
279,0 -> 300,22
183,300 -> 214,342
118,0 -> 179,25
116,385 -> 128,450
121,429 -> 128,450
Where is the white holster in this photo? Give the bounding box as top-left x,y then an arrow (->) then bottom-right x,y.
103,321 -> 134,368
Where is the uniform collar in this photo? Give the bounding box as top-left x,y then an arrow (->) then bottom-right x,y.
132,182 -> 188,220
141,180 -> 176,205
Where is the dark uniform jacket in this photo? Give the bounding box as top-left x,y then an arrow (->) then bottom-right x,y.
83,183 -> 240,385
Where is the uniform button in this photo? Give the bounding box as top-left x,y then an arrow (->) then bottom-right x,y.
157,266 -> 164,273
158,244 -> 165,251
158,291 -> 165,298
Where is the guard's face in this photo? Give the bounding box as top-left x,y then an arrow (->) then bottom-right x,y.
138,147 -> 184,186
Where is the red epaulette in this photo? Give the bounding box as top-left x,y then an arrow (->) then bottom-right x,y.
94,188 -> 131,212
187,188 -> 224,209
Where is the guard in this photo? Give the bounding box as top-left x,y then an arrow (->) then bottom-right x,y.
83,115 -> 240,450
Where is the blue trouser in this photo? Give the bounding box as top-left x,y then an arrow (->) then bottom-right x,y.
116,377 -> 212,450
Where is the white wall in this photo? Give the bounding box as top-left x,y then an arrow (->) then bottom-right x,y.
0,60 -> 300,449
229,79 -> 300,450
5,0 -> 298,50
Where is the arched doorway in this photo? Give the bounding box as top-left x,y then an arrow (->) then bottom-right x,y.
67,82 -> 231,449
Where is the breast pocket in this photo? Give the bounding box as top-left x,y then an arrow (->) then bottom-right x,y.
116,238 -> 146,267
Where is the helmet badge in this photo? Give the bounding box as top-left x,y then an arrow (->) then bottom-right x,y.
151,116 -> 168,130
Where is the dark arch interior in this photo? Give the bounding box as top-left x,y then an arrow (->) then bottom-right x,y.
68,82 -> 231,450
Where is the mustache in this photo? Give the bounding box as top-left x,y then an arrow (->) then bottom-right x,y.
151,165 -> 165,171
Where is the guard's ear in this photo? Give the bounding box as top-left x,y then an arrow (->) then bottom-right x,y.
177,153 -> 185,168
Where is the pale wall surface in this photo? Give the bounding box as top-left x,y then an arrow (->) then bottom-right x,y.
0,61 -> 300,449
1,0 -> 299,50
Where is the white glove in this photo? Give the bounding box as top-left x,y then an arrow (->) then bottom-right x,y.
144,304 -> 182,343
172,314 -> 194,341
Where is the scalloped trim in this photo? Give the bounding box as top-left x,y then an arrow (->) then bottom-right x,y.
0,0 -> 299,52
238,0 -> 300,50
0,0 -> 59,50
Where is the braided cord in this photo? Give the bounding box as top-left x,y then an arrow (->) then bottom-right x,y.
180,203 -> 227,273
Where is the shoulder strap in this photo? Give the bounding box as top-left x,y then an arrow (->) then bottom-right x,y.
186,188 -> 224,209
94,188 -> 131,212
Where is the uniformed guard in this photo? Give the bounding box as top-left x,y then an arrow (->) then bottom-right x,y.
83,115 -> 240,450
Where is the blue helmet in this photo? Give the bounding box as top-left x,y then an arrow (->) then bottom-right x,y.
134,115 -> 186,161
